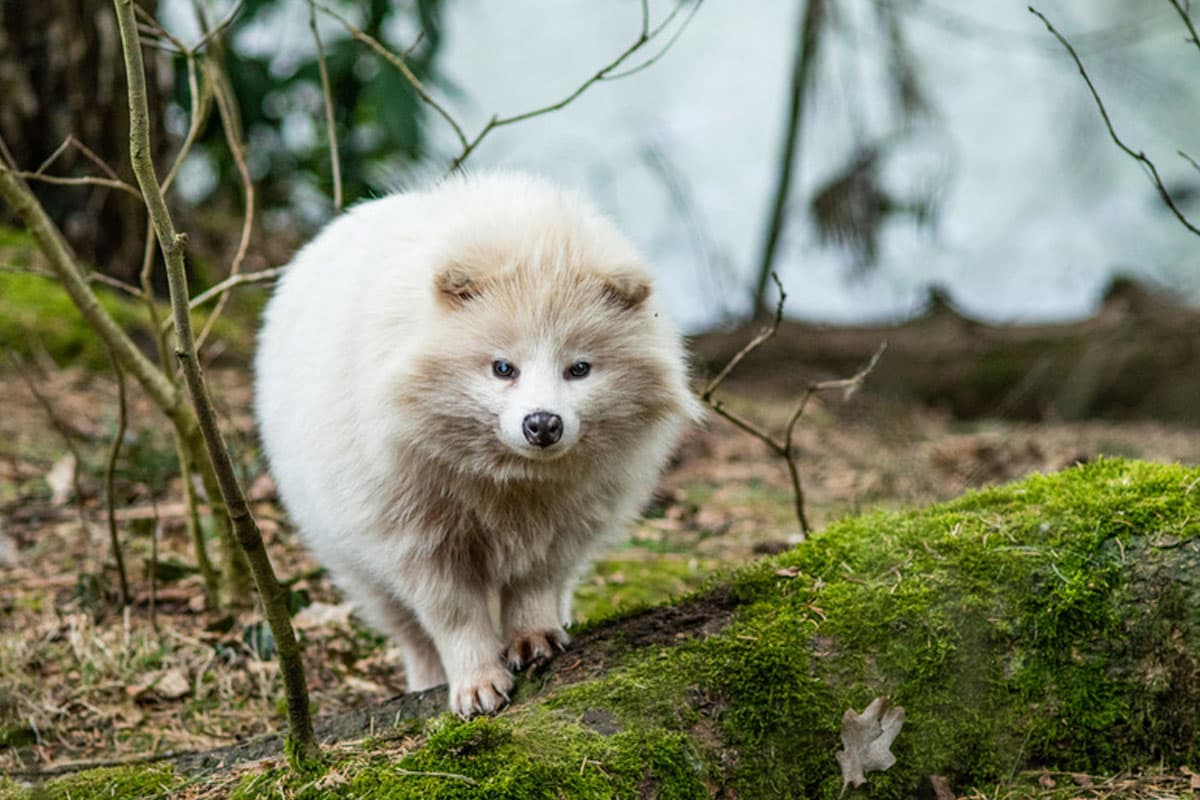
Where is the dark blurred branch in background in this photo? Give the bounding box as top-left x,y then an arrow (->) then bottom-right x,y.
751,0 -> 825,319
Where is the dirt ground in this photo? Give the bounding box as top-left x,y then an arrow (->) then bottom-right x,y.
2,363 -> 1199,777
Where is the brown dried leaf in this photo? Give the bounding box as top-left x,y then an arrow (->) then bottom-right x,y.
836,696 -> 905,792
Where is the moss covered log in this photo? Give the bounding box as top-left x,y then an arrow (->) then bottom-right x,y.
4,458 -> 1198,798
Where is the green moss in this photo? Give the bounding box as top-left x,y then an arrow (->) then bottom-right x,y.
229,711 -> 706,799
554,459 -> 1200,797
0,272 -> 151,369
0,765 -> 182,800
572,556 -> 717,623
0,263 -> 250,372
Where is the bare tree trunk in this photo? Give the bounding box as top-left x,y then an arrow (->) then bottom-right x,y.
750,0 -> 825,318
112,0 -> 318,766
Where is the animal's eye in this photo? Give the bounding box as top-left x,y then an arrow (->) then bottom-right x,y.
492,360 -> 517,379
566,361 -> 591,379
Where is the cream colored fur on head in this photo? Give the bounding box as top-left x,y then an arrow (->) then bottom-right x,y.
254,172 -> 701,716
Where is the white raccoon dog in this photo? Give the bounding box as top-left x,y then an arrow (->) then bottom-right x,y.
254,172 -> 700,716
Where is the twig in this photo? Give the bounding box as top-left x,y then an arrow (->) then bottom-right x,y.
193,64 -> 256,352
309,0 -> 343,211
134,0 -> 244,56
163,56 -> 212,195
114,0 -> 318,765
0,130 -> 18,169
34,137 -> 76,175
179,5 -> 255,355
35,134 -> 122,181
88,270 -> 143,298
313,1 -> 468,150
7,171 -> 142,200
450,0 -> 692,171
783,343 -> 887,447
751,0 -> 825,317
104,351 -> 132,608
1167,0 -> 1200,53
1030,6 -> 1200,237
392,768 -> 479,785
602,0 -> 702,81
1179,149 -> 1200,175
187,267 -> 283,312
703,273 -> 786,400
698,275 -> 885,534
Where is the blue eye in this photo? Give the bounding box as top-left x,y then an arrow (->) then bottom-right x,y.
566,361 -> 591,379
492,360 -> 517,379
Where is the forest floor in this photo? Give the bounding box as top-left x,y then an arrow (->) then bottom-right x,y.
2,361 -> 1199,787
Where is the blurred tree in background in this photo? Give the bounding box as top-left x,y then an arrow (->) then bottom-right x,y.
0,0 -> 445,280
0,0 -> 168,281
188,0 -> 445,219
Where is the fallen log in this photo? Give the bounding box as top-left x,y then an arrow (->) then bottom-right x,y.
690,278 -> 1200,423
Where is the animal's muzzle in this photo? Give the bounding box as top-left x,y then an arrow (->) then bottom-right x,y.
522,411 -> 563,447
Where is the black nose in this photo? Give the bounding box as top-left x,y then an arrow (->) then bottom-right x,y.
522,411 -> 563,447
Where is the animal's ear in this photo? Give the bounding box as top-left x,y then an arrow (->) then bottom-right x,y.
434,263 -> 487,309
600,269 -> 651,311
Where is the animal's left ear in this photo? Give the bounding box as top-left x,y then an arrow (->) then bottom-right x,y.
600,269 -> 651,311
434,262 -> 488,309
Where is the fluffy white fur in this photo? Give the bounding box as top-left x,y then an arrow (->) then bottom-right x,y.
255,172 -> 700,716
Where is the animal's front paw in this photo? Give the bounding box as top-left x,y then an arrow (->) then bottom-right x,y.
449,662 -> 514,717
505,628 -> 570,671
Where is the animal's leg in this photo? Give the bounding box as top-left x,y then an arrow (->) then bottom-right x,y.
339,579 -> 446,691
501,578 -> 571,671
407,581 -> 512,717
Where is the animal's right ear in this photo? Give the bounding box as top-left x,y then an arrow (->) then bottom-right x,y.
434,263 -> 487,309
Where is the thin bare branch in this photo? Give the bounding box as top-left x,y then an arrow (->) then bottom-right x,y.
192,0 -> 245,53
703,272 -> 785,400
449,0 -> 696,171
0,133 -> 17,169
9,171 -> 142,200
163,56 -> 211,195
188,267 -> 283,311
603,0 -> 702,81
699,273 -> 885,534
192,58 -> 256,352
135,0 -> 243,56
706,400 -> 786,456
113,0 -> 318,764
1179,149 -> 1200,175
104,351 -> 132,608
314,1 -> 468,150
34,134 -> 124,182
34,137 -> 77,176
1168,0 -> 1200,53
783,342 -> 887,447
1030,6 -> 1200,237
88,270 -> 143,298
309,0 -> 343,211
